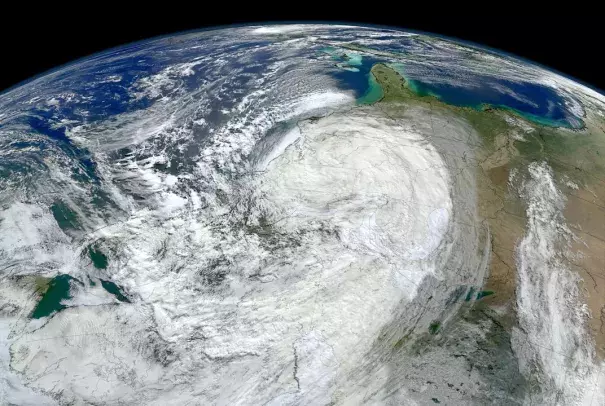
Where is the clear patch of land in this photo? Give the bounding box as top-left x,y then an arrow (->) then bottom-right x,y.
370,62 -> 605,363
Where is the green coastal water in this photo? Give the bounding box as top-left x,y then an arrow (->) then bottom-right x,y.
50,201 -> 80,232
476,290 -> 495,300
326,46 -> 581,131
465,287 -> 476,302
344,52 -> 363,66
429,321 -> 441,335
357,72 -> 384,105
31,274 -> 76,319
31,273 -> 130,320
321,47 -> 384,105
88,245 -> 128,302
100,280 -> 131,303
88,245 -> 108,269
388,63 -> 579,129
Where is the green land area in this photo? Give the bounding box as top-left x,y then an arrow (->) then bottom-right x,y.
368,62 -> 605,361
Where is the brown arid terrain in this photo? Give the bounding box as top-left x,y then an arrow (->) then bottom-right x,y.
372,61 -> 605,365
566,185 -> 605,359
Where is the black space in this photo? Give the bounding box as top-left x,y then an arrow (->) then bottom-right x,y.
0,13 -> 602,94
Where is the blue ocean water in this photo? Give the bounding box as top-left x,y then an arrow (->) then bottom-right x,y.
404,75 -> 577,128
326,51 -> 384,104
325,46 -> 580,128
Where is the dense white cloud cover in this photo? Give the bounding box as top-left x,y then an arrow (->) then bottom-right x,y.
1,23 -> 604,405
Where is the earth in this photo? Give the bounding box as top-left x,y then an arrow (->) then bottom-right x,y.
1,23 -> 605,405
